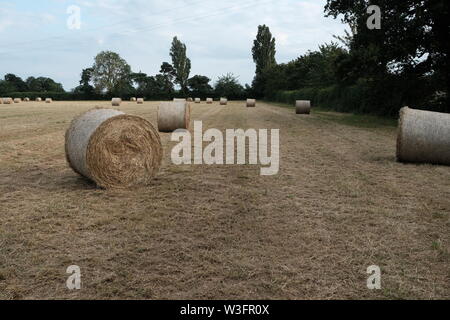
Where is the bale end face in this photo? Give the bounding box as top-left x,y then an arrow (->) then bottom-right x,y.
65,109 -> 163,189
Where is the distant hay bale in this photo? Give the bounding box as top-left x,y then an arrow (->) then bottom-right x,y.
112,98 -> 122,106
246,99 -> 256,107
0,98 -> 3,104
45,98 -> 52,103
187,97 -> 193,102
397,107 -> 450,166
130,97 -> 137,102
173,98 -> 186,102
65,108 -> 163,189
195,98 -> 201,103
220,98 -> 228,105
158,101 -> 191,132
24,97 -> 30,102
14,98 -> 22,103
137,98 -> 144,104
206,98 -> 213,104
3,98 -> 13,104
36,97 -> 42,102
296,100 -> 311,114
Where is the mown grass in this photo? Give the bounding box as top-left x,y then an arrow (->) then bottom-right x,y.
267,101 -> 398,129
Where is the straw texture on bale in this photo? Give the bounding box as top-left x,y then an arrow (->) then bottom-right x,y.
65,108 -> 163,189
195,98 -> 201,103
130,97 -> 137,102
157,101 -> 191,132
14,98 -> 22,103
246,99 -> 256,107
137,98 -> 144,104
112,98 -> 121,106
45,98 -> 52,103
397,107 -> 450,166
296,100 -> 311,114
206,98 -> 213,104
36,97 -> 42,102
220,98 -> 228,105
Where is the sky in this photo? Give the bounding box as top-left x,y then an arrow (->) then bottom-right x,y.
0,0 -> 348,91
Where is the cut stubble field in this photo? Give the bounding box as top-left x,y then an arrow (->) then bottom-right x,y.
0,100 -> 449,300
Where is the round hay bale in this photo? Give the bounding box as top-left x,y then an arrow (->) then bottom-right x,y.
195,98 -> 201,103
24,97 -> 30,102
45,98 -> 52,103
173,98 -> 186,102
14,98 -> 22,103
206,98 -> 213,104
187,97 -> 193,102
130,97 -> 137,102
3,98 -> 13,104
111,98 -> 122,106
397,107 -> 450,166
158,101 -> 191,132
296,100 -> 311,114
220,98 -> 228,105
246,99 -> 256,107
36,97 -> 42,102
137,98 -> 144,104
65,108 -> 163,189
0,98 -> 3,104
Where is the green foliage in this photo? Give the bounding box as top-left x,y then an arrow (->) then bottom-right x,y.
0,74 -> 64,94
170,37 -> 191,94
252,25 -> 277,97
188,75 -> 212,97
214,73 -> 246,100
92,51 -> 132,94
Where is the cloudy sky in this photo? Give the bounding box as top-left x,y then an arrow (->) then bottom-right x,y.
0,0 -> 347,90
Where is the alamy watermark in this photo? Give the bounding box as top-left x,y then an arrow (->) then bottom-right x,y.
367,265 -> 381,290
66,265 -> 81,290
171,121 -> 280,176
367,5 -> 381,30
67,5 -> 81,30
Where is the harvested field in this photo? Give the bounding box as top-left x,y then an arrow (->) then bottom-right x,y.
0,101 -> 449,300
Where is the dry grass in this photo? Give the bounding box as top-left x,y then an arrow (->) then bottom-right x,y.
0,100 -> 449,300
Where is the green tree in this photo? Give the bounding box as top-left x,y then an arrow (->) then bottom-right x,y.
92,51 -> 132,94
325,0 -> 450,111
170,37 -> 191,94
188,75 -> 212,96
74,68 -> 95,95
251,25 -> 277,97
214,73 -> 245,99
4,74 -> 28,92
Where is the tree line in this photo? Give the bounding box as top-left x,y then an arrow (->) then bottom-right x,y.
2,0 -> 448,116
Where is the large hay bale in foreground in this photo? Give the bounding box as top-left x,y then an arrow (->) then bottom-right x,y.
112,98 -> 121,106
246,99 -> 256,107
137,98 -> 144,104
14,98 -> 22,103
65,108 -> 163,189
45,98 -> 52,103
158,101 -> 191,132
397,107 -> 450,166
296,100 -> 311,114
36,97 -> 42,102
220,98 -> 228,105
195,98 -> 201,103
206,98 -> 213,104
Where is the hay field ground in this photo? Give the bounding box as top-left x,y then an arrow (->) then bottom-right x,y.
0,100 -> 449,300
